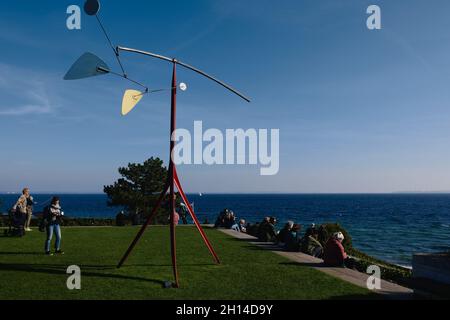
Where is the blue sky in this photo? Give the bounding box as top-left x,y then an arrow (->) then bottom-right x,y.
2,0 -> 450,193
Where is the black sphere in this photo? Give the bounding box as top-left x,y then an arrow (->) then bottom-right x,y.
84,0 -> 100,16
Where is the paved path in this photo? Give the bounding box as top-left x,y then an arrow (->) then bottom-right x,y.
219,228 -> 414,299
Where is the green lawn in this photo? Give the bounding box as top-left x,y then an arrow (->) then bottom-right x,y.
0,226 -> 376,300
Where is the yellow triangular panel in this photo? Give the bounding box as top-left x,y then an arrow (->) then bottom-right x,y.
121,90 -> 143,116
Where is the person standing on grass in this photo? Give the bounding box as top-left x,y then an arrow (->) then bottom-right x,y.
12,188 -> 29,229
44,197 -> 64,256
24,188 -> 34,232
13,188 -> 35,232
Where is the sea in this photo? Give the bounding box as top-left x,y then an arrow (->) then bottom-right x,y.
1,193 -> 449,267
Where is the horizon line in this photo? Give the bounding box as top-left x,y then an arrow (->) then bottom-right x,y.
2,191 -> 450,195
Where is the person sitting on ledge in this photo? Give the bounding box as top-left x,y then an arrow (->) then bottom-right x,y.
323,232 -> 354,268
248,216 -> 271,238
238,219 -> 247,233
256,217 -> 269,240
226,210 -> 239,230
301,229 -> 324,258
284,223 -> 301,252
277,221 -> 294,245
214,208 -> 229,228
258,216 -> 278,242
214,209 -> 242,231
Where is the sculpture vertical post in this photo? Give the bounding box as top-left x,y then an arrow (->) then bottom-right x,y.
169,62 -> 180,287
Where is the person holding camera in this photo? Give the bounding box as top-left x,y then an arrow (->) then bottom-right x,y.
44,197 -> 64,256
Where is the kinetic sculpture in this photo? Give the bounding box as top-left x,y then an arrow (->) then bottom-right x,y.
64,0 -> 250,287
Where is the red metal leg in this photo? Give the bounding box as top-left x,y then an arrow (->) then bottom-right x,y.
117,181 -> 169,268
174,168 -> 221,264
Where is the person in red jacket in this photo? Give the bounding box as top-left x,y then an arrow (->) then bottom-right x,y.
323,232 -> 348,267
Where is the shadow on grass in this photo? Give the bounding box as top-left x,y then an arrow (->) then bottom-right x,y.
0,251 -> 43,255
81,263 -> 217,270
0,262 -> 166,286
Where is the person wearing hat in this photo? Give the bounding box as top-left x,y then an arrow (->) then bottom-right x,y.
323,232 -> 348,267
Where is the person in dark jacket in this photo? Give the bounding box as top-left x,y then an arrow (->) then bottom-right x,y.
284,224 -> 301,251
277,221 -> 294,244
258,217 -> 277,242
44,197 -> 64,256
225,211 -> 237,229
215,209 -> 231,228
